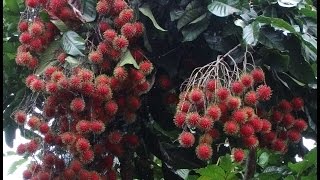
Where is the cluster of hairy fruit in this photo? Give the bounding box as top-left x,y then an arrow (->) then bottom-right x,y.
15,18 -> 59,69
173,68 -> 308,163
12,0 -> 154,179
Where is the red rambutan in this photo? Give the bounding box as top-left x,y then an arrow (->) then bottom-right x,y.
23,169 -> 32,179
76,120 -> 91,134
199,133 -> 214,145
27,140 -> 39,153
96,1 -> 110,15
226,96 -> 241,110
186,112 -> 200,127
121,23 -> 136,40
96,84 -> 113,100
76,138 -> 91,152
198,116 -> 214,131
90,120 -> 105,134
14,110 -> 27,125
61,132 -> 75,145
256,85 -> 272,101
132,22 -> 144,37
99,22 -> 111,33
272,139 -> 287,152
39,123 -> 49,134
119,9 -> 134,24
264,131 -> 277,143
177,100 -> 191,113
18,21 -> 29,32
113,66 -> 128,81
293,119 -> 308,132
26,0 -> 40,8
17,144 -> 27,155
271,110 -> 283,123
28,22 -> 44,36
287,129 -> 301,143
260,119 -> 272,134
282,113 -> 295,129
232,148 -> 245,163
244,91 -> 258,106
127,96 -> 141,111
112,35 -> 129,51
291,97 -> 304,111
206,105 -> 222,121
108,131 -> 123,144
103,29 -> 117,42
113,0 -> 128,15
223,121 -> 239,135
158,75 -> 171,90
139,61 -> 153,75
231,81 -> 244,95
251,68 -> 265,84
216,87 -> 230,102
178,131 -> 195,148
240,73 -> 254,88
243,135 -> 259,149
19,32 -> 32,44
232,109 -> 248,124
173,112 -> 186,128
70,160 -> 82,172
248,117 -> 263,132
105,101 -> 118,116
89,51 -> 103,64
195,143 -> 213,161
240,124 -> 255,137
28,116 -> 41,129
70,98 -> 85,112
207,128 -> 220,140
189,88 -> 204,104
80,150 -> 94,164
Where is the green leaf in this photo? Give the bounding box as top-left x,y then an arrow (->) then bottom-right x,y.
68,0 -> 97,22
226,172 -> 238,180
181,17 -> 209,42
4,0 -> 19,13
177,7 -> 205,30
7,158 -> 28,175
262,50 -> 290,72
139,3 -> 167,31
170,9 -> 185,21
219,154 -> 235,173
301,34 -> 317,55
186,175 -> 199,180
207,1 -> 240,17
288,161 -> 313,175
284,175 -> 296,180
301,175 -> 317,180
50,19 -> 69,32
117,50 -> 139,69
196,165 -> 226,178
258,172 -> 282,180
304,148 -> 317,165
36,39 -> 61,75
277,0 -> 301,7
4,151 -> 16,156
299,7 -> 317,19
288,56 -> 315,84
242,22 -> 259,45
258,152 -> 270,168
4,125 -> 17,148
258,28 -> 285,51
62,31 -> 86,56
65,56 -> 82,67
255,16 -> 296,34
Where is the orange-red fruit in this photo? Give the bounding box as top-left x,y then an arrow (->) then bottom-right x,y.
244,91 -> 258,106
248,117 -> 263,132
76,120 -> 91,134
133,22 -> 144,37
195,143 -> 213,161
293,119 -> 308,132
89,51 -> 103,64
29,22 -> 44,36
231,81 -> 244,95
173,112 -> 186,128
103,29 -> 117,42
70,98 -> 85,112
206,79 -> 218,92
19,32 -> 32,44
272,139 -> 286,152
121,23 -> 136,39
113,66 -> 128,81
227,96 -> 241,110
177,101 -> 191,113
251,68 -> 265,84
112,35 -> 129,51
216,87 -> 230,101
119,9 -> 134,23
96,84 -> 113,100
30,79 -> 45,92
76,138 -> 91,152
113,0 -> 128,15
206,105 -> 221,121
260,119 -> 272,134
17,144 -> 27,155
90,120 -> 105,134
108,131 -> 123,144
105,101 -> 118,116
223,121 -> 239,135
96,1 -> 110,15
198,116 -> 214,131
27,140 -> 38,153
287,130 -> 301,143
61,132 -> 75,145
139,61 -> 153,75
256,85 -> 272,101
240,124 -> 255,137
14,110 -> 27,125
23,169 -> 32,179
232,148 -> 245,163
243,136 -> 259,149
18,21 -> 29,32
240,73 -> 254,88
278,99 -> 293,113
282,113 -> 295,129
28,116 -> 41,129
232,109 -> 248,124
291,97 -> 304,111
178,131 -> 195,148
26,0 -> 39,8
186,112 -> 200,127
39,123 -> 49,134
80,150 -> 94,164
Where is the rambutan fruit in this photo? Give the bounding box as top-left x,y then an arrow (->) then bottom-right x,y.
127,96 -> 141,111
18,21 -> 29,32
243,135 -> 259,149
39,123 -> 49,134
287,130 -> 301,143
173,112 -> 186,128
216,87 -> 230,102
103,29 -> 117,42
139,61 -> 153,75
91,171 -> 101,180
189,88 -> 204,104
177,100 -> 191,113
113,66 -> 128,81
291,97 -> 304,111
78,169 -> 91,180
49,0 -> 67,9
186,112 -> 200,127
76,120 -> 91,134
29,38 -> 43,51
277,131 -> 288,141
272,139 -> 286,152
112,35 -> 129,51
218,102 -> 228,117
260,119 -> 272,134
248,117 -> 263,132
97,42 -> 109,55
251,68 -> 265,84
90,120 -> 105,134
108,131 -> 123,144
27,116 -> 41,129
282,113 -> 295,129
121,23 -> 136,40
240,123 -> 255,137
23,169 -> 32,179
19,32 -> 32,44
206,104 -> 221,121
131,48 -> 144,63
80,150 -> 94,164
44,133 -> 55,145
17,144 -> 27,155
25,74 -> 38,87
27,57 -> 39,69
14,110 -> 27,125
132,22 -> 144,37
81,82 -> 95,96
207,128 -> 220,140
29,22 -> 44,36
110,77 -> 121,90
199,133 -> 214,145
105,100 -> 118,116
256,85 -> 272,101
108,48 -> 122,60
123,134 -> 140,148
293,119 -> 308,132
27,140 -> 39,153
45,82 -> 58,94
232,109 -> 248,124
95,74 -> 111,85
240,73 -> 254,88
119,9 -> 134,23
232,148 -> 245,163
16,52 -> 32,66
195,143 -> 213,161
96,1 -> 110,15
26,0 -> 40,8
158,75 -> 171,90
30,79 -> 45,92
231,81 -> 244,95
271,110 -> 283,123
43,153 -> 55,168
198,116 -> 214,131
37,171 -> 50,180
44,66 -> 57,79
242,107 -> 255,119
17,45 -> 29,53
124,111 -> 137,124
89,51 -> 103,64
178,131 -> 195,148
206,79 -> 218,92
135,81 -> 150,95
223,121 -> 239,135
61,132 -> 75,145
51,71 -> 65,82
278,99 -> 293,113
226,96 -> 241,110
244,91 -> 258,106
96,84 -> 113,100
70,98 -> 85,112
264,131 -> 277,143
63,168 -> 76,180
76,138 -> 91,152
113,0 -> 128,15
99,21 -> 111,33
70,160 -> 82,172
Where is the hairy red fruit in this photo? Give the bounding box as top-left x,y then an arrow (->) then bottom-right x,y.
70,160 -> 82,172
240,73 -> 254,88
206,79 -> 218,92
14,110 -> 27,125
89,51 -> 103,64
95,75 -> 111,85
186,112 -> 200,127
30,79 -> 45,92
103,29 -> 117,42
18,21 -> 29,32
131,48 -> 144,63
43,153 -> 55,167
206,105 -> 221,121
96,84 -> 113,100
28,116 -> 41,129
272,110 -> 283,123
23,169 -> 32,179
223,121 -> 239,135
79,69 -> 94,82
61,132 -> 75,145
81,82 -> 95,96
291,97 -> 304,111
97,42 -> 109,55
132,22 -> 144,37
260,119 -> 272,134
293,119 -> 308,132
231,81 -> 244,95
139,61 -> 153,75
29,38 -> 43,51
45,82 -> 58,94
216,87 -> 230,102
80,150 -> 94,164
282,113 -> 295,129
99,22 -> 111,33
178,131 -> 195,148
76,120 -> 91,134
96,1 -> 110,15
196,143 -> 213,161
44,133 -> 55,145
287,130 -> 301,143
26,0 -> 40,8
189,88 -> 204,104
272,139 -> 287,152
26,75 -> 38,87
109,48 -> 122,60
244,91 -> 258,106
19,32 -> 32,44
248,117 -> 263,132
39,123 -> 49,134
113,0 -> 128,15
108,131 -> 123,144
232,148 -> 245,163
27,140 -> 39,153
29,22 -> 44,36
198,116 -> 214,131
232,109 -> 248,124
16,51 -> 32,65
76,138 -> 91,152
136,81 -> 150,95
256,85 -> 272,101
127,96 -> 141,111
51,71 -> 65,82
17,144 -> 27,155
70,98 -> 85,112
251,68 -> 265,84
44,66 -> 58,79
37,171 -> 50,180
103,155 -> 114,169
113,66 -> 128,81
227,96 -> 241,110
240,124 -> 255,137
49,0 -> 67,9
113,35 -> 129,51
199,133 -> 214,145
119,9 -> 134,23
79,169 -> 91,180
243,107 -> 255,119
173,112 -> 186,128
124,134 -> 140,148
177,101 -> 191,113
63,168 -> 76,180
207,128 -> 220,140
27,57 -> 39,69
264,131 -> 277,143
121,23 -> 136,39
243,136 -> 259,149
105,100 -> 118,116
158,75 -> 171,90
91,120 -> 105,134
278,99 -> 293,113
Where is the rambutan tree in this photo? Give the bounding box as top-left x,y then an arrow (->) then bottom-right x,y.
3,0 -> 317,179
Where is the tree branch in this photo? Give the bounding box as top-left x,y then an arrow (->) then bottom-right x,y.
244,149 -> 257,180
